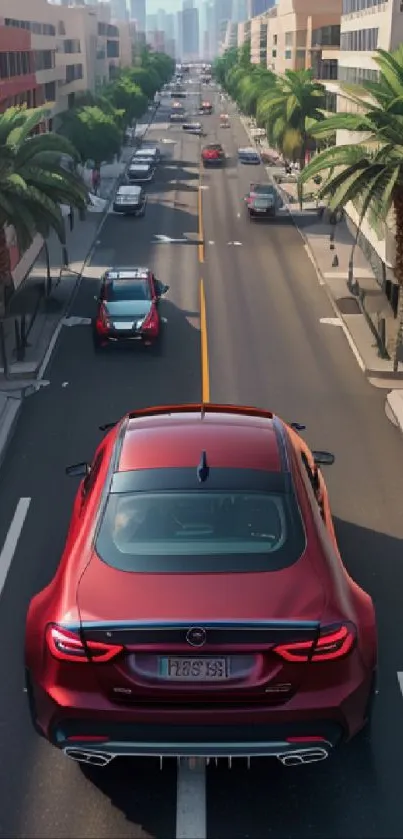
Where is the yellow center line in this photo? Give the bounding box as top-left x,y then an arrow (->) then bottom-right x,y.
198,162 -> 205,264
199,278 -> 210,403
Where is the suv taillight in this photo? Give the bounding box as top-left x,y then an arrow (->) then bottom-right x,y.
96,303 -> 111,334
46,624 -> 123,663
141,304 -> 159,335
273,624 -> 355,662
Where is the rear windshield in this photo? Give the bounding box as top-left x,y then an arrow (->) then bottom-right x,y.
206,144 -> 222,151
95,468 -> 306,573
105,279 -> 150,302
253,185 -> 275,194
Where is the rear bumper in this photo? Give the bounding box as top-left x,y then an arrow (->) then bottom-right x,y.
249,209 -> 276,218
112,205 -> 145,215
27,668 -> 375,763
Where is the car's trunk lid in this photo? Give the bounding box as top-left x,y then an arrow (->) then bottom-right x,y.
76,551 -> 325,705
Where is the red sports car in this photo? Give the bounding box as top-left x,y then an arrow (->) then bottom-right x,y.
25,404 -> 377,768
92,266 -> 169,350
201,143 -> 225,167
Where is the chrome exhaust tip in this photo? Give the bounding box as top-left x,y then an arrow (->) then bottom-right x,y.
64,748 -> 114,767
278,748 -> 329,766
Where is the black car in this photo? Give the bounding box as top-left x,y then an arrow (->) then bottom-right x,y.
93,267 -> 169,351
244,182 -> 279,219
113,185 -> 146,216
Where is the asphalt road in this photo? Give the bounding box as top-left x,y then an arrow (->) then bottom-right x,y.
0,81 -> 402,838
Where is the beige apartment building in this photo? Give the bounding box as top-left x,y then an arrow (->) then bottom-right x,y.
336,0 -> 403,287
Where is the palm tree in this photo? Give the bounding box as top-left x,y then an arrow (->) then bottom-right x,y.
256,69 -> 326,168
298,46 -> 403,371
0,106 -> 88,317
237,66 -> 276,117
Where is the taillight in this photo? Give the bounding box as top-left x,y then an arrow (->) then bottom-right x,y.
46,625 -> 123,663
274,624 -> 355,663
141,305 -> 159,334
96,303 -> 111,334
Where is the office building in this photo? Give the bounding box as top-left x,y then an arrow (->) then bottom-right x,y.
247,0 -> 275,18
182,1 -> 199,59
111,0 -> 128,21
130,0 -> 146,32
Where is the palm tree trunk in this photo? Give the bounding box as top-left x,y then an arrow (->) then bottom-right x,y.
393,192 -> 403,372
0,225 -> 14,318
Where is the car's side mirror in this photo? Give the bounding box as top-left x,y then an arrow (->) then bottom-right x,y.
154,280 -> 170,297
312,451 -> 335,466
65,462 -> 91,477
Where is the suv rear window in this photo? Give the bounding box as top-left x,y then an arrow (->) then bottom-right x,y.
95,468 -> 306,573
105,279 -> 150,301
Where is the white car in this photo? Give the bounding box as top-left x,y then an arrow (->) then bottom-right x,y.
238,147 -> 261,165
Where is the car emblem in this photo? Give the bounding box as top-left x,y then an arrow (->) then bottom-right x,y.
186,626 -> 207,647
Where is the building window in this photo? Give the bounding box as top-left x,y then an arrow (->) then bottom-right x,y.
338,65 -> 380,83
106,40 -> 119,58
64,39 -> 81,54
342,0 -> 385,12
325,91 -> 338,112
34,50 -> 55,71
273,34 -> 277,45
285,49 -> 292,59
340,28 -> 378,51
65,64 -> 83,83
311,25 -> 340,47
285,31 -> 293,47
0,50 -> 33,79
5,18 -> 55,35
272,49 -> 277,57
44,81 -> 56,101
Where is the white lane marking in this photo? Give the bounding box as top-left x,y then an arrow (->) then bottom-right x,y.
0,498 -> 31,597
398,673 -> 403,694
176,761 -> 206,839
200,185 -> 209,190
237,212 -> 241,218
320,317 -> 342,326
227,241 -> 242,246
37,320 -> 63,382
62,316 -> 92,327
208,240 -> 215,245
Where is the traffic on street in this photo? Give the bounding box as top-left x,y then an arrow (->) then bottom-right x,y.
0,75 -> 403,839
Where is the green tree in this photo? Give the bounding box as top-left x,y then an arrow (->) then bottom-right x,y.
58,105 -> 122,167
213,46 -> 275,118
299,46 -> 403,369
105,76 -> 147,127
257,69 -> 326,168
0,106 -> 87,315
124,66 -> 160,100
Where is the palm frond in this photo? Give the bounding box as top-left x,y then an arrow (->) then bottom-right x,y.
15,132 -> 80,166
6,109 -> 46,147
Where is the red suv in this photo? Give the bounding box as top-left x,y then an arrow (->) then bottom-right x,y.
25,404 -> 377,768
201,143 -> 225,167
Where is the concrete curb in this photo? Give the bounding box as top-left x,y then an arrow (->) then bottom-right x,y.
385,390 -> 403,433
0,394 -> 22,470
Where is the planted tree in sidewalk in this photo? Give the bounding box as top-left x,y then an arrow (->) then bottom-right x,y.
256,70 -> 326,168
0,106 -> 87,317
104,77 -> 147,129
58,105 -> 122,168
124,66 -> 161,100
298,46 -> 403,371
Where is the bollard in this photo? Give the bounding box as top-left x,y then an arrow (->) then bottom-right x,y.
332,254 -> 339,267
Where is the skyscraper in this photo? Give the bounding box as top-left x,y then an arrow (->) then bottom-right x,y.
247,0 -> 275,18
111,0 -> 128,20
182,1 -> 199,59
130,0 -> 146,32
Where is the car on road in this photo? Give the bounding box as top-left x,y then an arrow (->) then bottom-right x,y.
244,182 -> 278,219
132,147 -> 160,165
126,162 -> 155,184
199,100 -> 213,114
220,113 -> 230,128
112,185 -> 147,217
238,146 -> 261,165
169,104 -> 186,122
89,267 -> 169,350
182,122 -> 203,134
201,143 -> 225,167
25,403 -> 377,767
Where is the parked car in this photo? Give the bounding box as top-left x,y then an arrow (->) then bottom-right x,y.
113,185 -> 147,217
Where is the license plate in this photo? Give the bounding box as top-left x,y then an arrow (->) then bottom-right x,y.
254,208 -> 266,212
113,322 -> 133,330
160,657 -> 229,681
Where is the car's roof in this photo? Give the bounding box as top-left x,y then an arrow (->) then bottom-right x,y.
239,147 -> 258,154
133,148 -> 157,156
104,267 -> 149,281
117,410 -> 284,473
116,185 -> 142,196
